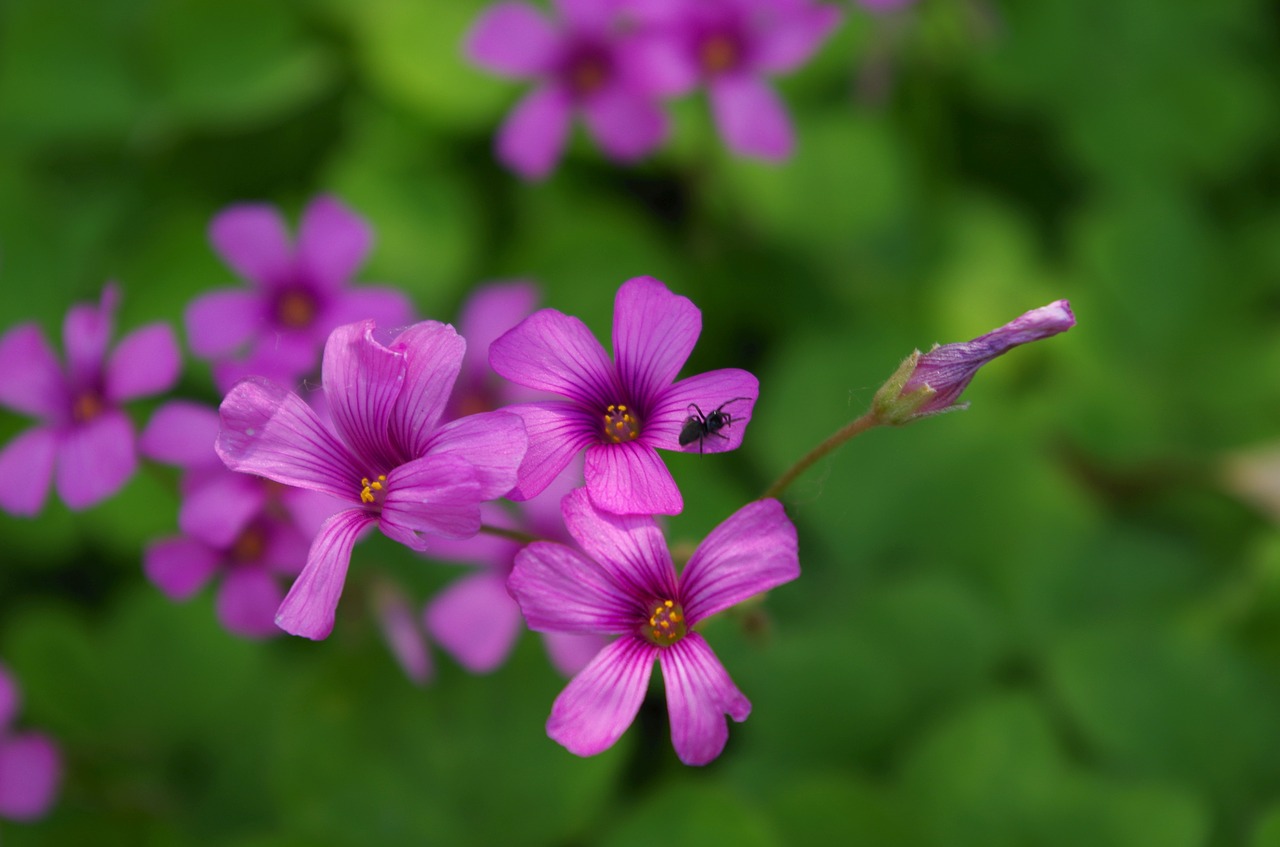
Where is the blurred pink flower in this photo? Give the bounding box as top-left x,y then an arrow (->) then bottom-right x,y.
186,195 -> 414,389
0,283 -> 180,515
466,0 -> 672,178
0,664 -> 60,822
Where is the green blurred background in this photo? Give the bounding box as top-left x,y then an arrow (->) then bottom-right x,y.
2,0 -> 1280,844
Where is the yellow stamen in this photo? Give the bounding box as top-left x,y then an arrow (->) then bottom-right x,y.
603,403 -> 641,443
641,599 -> 687,647
359,474 -> 387,504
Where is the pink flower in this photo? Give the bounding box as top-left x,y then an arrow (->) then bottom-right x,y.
508,489 -> 799,765
140,401 -> 342,638
186,195 -> 414,388
0,664 -> 61,822
216,320 -> 527,640
465,0 -> 671,178
490,276 -> 758,516
874,300 -> 1076,423
0,283 -> 180,515
629,0 -> 843,160
423,458 -> 605,677
444,279 -> 546,420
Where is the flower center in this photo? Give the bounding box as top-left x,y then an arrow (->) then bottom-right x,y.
276,289 -> 318,329
230,526 -> 267,563
359,474 -> 388,506
568,55 -> 610,96
71,391 -> 104,423
699,33 -> 740,75
602,404 -> 641,443
641,599 -> 687,647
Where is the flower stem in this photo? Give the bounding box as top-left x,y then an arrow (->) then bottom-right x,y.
761,411 -> 881,500
478,523 -> 541,545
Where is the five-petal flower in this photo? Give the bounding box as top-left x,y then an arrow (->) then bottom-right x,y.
186,195 -> 414,388
0,284 -> 180,515
465,0 -> 672,178
508,488 -> 799,765
490,276 -> 758,516
217,319 -> 527,640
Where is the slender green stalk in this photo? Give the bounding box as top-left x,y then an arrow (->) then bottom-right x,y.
761,411 -> 881,500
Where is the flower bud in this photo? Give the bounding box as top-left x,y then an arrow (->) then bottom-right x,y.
872,300 -> 1075,425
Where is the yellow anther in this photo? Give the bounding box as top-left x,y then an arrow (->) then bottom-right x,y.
603,403 -> 642,443
359,474 -> 388,504
641,598 -> 688,647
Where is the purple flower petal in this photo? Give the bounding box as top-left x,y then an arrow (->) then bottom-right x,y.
0,665 -> 18,729
62,284 -> 118,388
280,488 -> 348,538
55,410 -> 136,510
259,517 -> 312,575
379,455 -> 484,549
425,571 -> 523,673
709,74 -> 794,160
0,732 -> 61,821
497,85 -> 574,180
547,636 -> 654,757
321,287 -> 416,335
543,631 -> 608,677
521,452 -> 586,534
648,368 -> 758,453
242,329 -> 323,382
386,321 -> 466,460
501,402 -> 597,501
584,440 -> 682,516
143,536 -> 220,600
180,470 -> 267,548
374,583 -> 433,685
139,401 -> 220,469
508,540 -> 640,633
901,300 -> 1077,415
611,276 -> 701,406
0,325 -> 66,419
217,377 -> 363,502
552,0 -> 614,30
457,280 -> 541,386
209,204 -> 293,287
491,309 -> 618,408
753,4 -> 842,73
275,508 -> 376,640
373,588 -> 432,685
217,568 -> 286,639
321,321 -> 406,472
465,2 -> 560,77
183,290 -> 263,359
105,323 -> 180,403
560,486 -> 678,598
296,196 -> 373,292
0,427 -> 57,517
659,634 -> 750,765
581,86 -> 667,162
617,32 -> 700,96
422,411 -> 526,500
680,498 -> 799,624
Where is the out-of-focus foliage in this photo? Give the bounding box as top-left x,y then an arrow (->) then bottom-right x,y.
1,0 -> 1279,844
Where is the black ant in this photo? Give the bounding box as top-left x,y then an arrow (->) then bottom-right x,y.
679,398 -> 750,453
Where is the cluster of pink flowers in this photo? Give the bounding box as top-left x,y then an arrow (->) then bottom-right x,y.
0,191 -> 1075,772
465,0 -> 845,178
